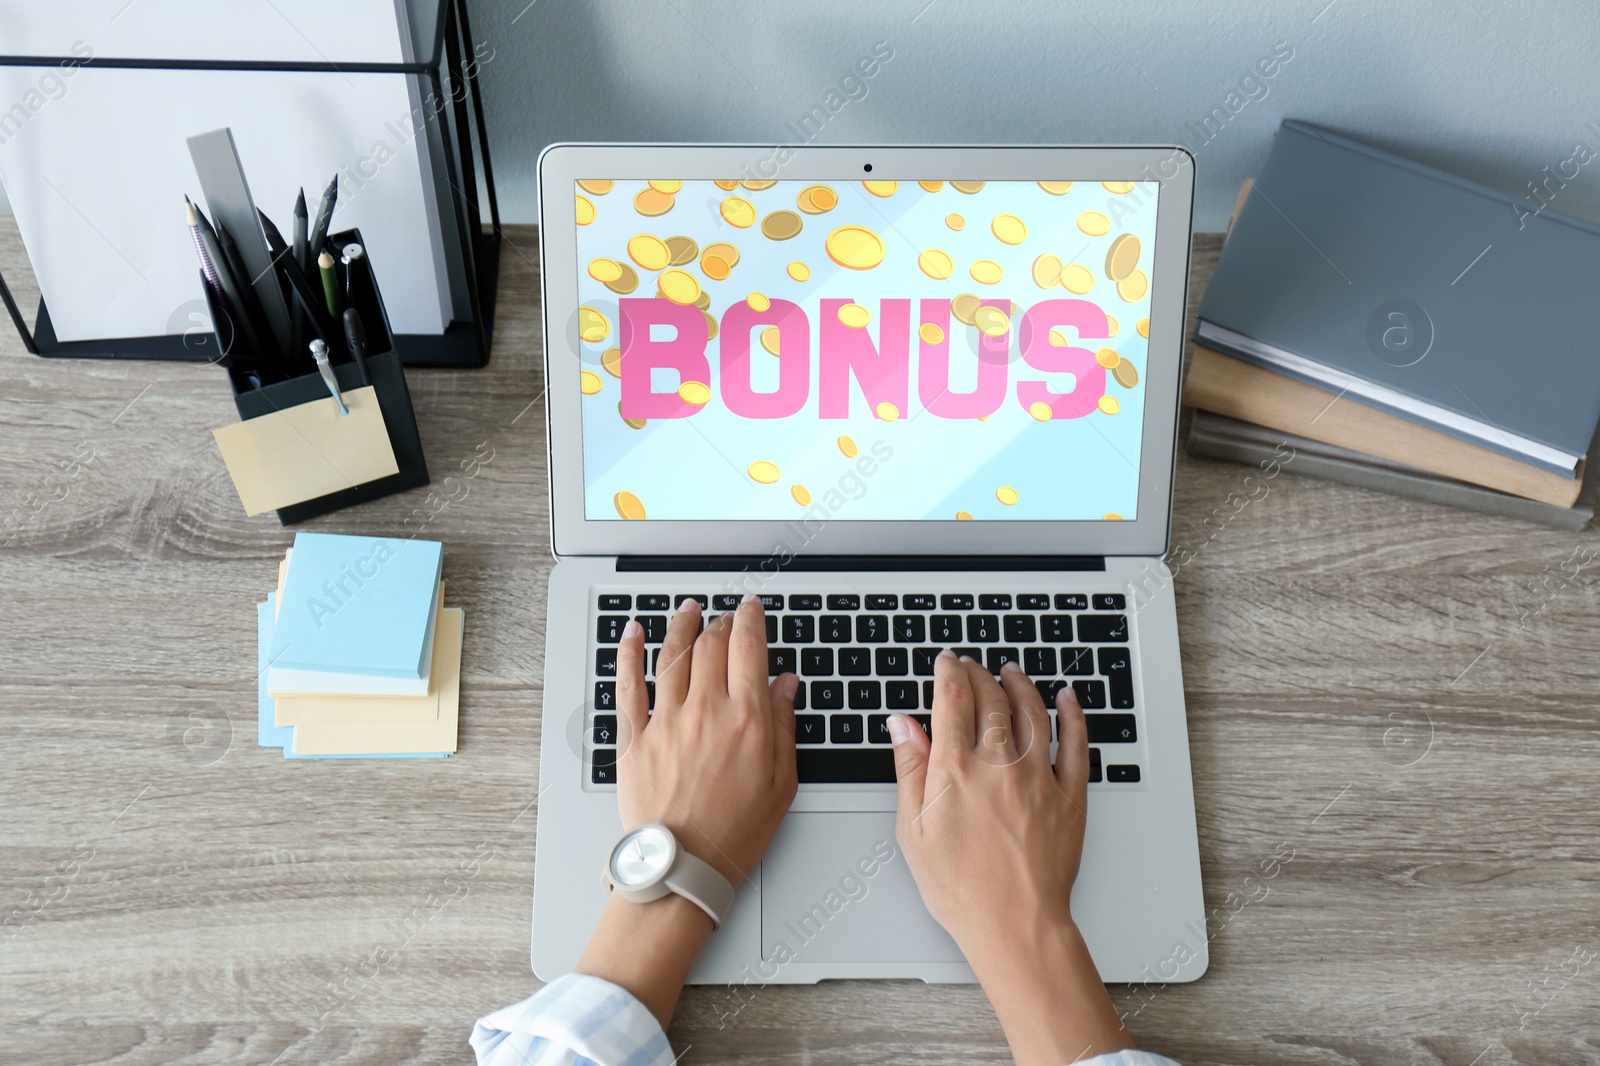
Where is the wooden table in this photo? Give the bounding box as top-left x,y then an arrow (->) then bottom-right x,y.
2,222 -> 1596,1066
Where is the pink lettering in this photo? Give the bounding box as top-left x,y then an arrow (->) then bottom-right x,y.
1016,299 -> 1109,418
720,299 -> 810,418
619,298 -> 710,418
818,298 -> 910,419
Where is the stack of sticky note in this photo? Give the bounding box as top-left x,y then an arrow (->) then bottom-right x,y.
257,532 -> 462,759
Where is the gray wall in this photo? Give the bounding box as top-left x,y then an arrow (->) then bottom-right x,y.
470,0 -> 1600,231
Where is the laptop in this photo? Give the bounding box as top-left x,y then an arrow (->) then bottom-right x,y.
532,145 -> 1207,985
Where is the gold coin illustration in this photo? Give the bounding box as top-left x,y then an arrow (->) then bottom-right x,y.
956,511 -> 972,520
1029,400 -> 1053,421
797,184 -> 838,213
627,234 -> 670,271
577,179 -> 612,195
970,259 -> 1003,285
1060,263 -> 1095,294
618,402 -> 646,430
1113,360 -> 1139,388
1105,313 -> 1119,335
1137,317 -> 1149,337
946,213 -> 966,230
741,179 -> 777,191
578,306 -> 609,343
915,180 -> 942,192
1037,180 -> 1073,195
973,305 -> 1010,337
837,303 -> 871,328
604,264 -> 639,295
700,252 -> 731,281
996,486 -> 1018,505
575,194 -> 595,225
787,261 -> 810,282
991,213 -> 1027,245
761,210 -> 803,240
1117,268 -> 1148,302
695,290 -> 710,310
580,369 -> 602,395
634,188 -> 675,217
875,401 -> 899,422
665,235 -> 699,266
678,381 -> 711,405
1098,395 -> 1121,414
588,257 -> 623,283
1104,512 -> 1123,520
657,268 -> 701,306
1095,347 -> 1121,369
614,491 -> 646,520
703,241 -> 740,267
714,179 -> 740,190
760,326 -> 781,355
1102,180 -> 1135,194
1049,327 -> 1070,347
601,346 -> 622,378
703,310 -> 719,340
919,322 -> 945,345
720,196 -> 757,228
648,179 -> 683,194
837,435 -> 858,458
918,248 -> 954,280
1105,233 -> 1141,281
747,291 -> 770,312
791,485 -> 812,506
825,225 -> 886,270
950,292 -> 981,326
1077,211 -> 1111,236
748,460 -> 781,484
862,180 -> 898,197
950,180 -> 985,193
1032,253 -> 1063,289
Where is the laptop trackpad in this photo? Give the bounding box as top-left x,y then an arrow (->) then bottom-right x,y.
759,813 -> 964,964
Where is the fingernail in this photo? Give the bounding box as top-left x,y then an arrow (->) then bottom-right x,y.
742,592 -> 759,605
1061,684 -> 1079,705
1000,659 -> 1022,674
781,674 -> 799,699
679,598 -> 701,612
887,714 -> 912,746
958,654 -> 976,663
936,648 -> 955,661
622,619 -> 642,638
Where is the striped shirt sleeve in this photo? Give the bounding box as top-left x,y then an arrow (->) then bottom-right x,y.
470,974 -> 677,1066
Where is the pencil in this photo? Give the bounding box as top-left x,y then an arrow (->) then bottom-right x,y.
319,251 -> 341,317
185,197 -> 222,296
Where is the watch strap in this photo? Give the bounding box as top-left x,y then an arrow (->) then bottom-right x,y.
664,845 -> 736,929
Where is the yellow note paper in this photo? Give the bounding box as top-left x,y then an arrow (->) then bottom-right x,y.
213,386 -> 399,516
291,608 -> 463,755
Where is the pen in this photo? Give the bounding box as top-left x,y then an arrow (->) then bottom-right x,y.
293,189 -> 309,275
309,339 -> 348,415
319,251 -> 341,317
341,242 -> 378,336
185,198 -> 222,296
342,308 -> 372,387
308,174 -> 338,260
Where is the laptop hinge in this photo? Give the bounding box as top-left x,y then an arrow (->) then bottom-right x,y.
616,555 -> 1106,573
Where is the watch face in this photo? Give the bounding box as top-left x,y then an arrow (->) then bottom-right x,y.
611,825 -> 673,887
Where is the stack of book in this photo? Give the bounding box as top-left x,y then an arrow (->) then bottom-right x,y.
1186,121 -> 1600,530
257,532 -> 462,759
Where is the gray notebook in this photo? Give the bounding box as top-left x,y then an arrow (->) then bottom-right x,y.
1197,120 -> 1600,478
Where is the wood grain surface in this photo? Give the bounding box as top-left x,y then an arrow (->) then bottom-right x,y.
1,223 -> 1596,1066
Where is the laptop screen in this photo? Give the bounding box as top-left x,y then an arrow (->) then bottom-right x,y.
572,178 -> 1157,523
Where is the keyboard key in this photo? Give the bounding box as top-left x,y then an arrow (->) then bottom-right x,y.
598,594 -> 631,611
1089,747 -> 1102,783
675,594 -> 708,609
866,594 -> 898,610
650,648 -> 662,675
831,714 -> 865,743
1072,679 -> 1108,709
749,594 -> 777,611
788,594 -> 822,611
783,615 -> 815,643
1087,714 -> 1137,743
597,615 -> 629,643
952,647 -> 982,662
923,680 -> 935,708
913,648 -> 942,675
820,615 -> 852,643
875,647 -> 909,676
856,615 -> 889,643
1093,593 -> 1126,610
1098,648 -> 1134,708
1018,594 -> 1050,610
1003,614 -> 1037,643
979,594 -> 1012,610
930,614 -> 962,642
904,594 -> 936,610
591,750 -> 617,784
1107,764 -> 1140,783
766,616 -> 778,643
839,648 -> 871,675
769,648 -> 796,676
592,715 -> 617,745
594,681 -> 616,711
1037,678 -> 1068,706
867,714 -> 892,743
811,681 -> 844,709
848,681 -> 882,709
828,594 -> 860,610
1041,614 -> 1073,642
646,681 -> 656,710
1061,647 -> 1094,675
595,648 -> 618,676
1078,614 -> 1128,642
712,594 -> 742,610
796,749 -> 895,783
941,594 -> 974,610
802,648 -> 834,675
985,647 -> 1020,674
966,615 -> 999,642
886,681 -> 919,709
1024,647 -> 1056,676
892,614 -> 926,642
1055,593 -> 1087,610
792,682 -> 805,710
795,714 -> 826,743
638,594 -> 670,610
636,615 -> 668,643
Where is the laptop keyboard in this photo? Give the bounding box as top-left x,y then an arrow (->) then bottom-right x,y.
586,590 -> 1143,788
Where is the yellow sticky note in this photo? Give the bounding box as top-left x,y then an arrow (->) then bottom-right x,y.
213,386 -> 399,516
290,608 -> 463,755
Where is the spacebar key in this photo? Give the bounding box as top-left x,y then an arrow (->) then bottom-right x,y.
796,748 -> 897,783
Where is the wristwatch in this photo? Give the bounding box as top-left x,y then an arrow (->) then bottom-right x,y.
602,823 -> 736,928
